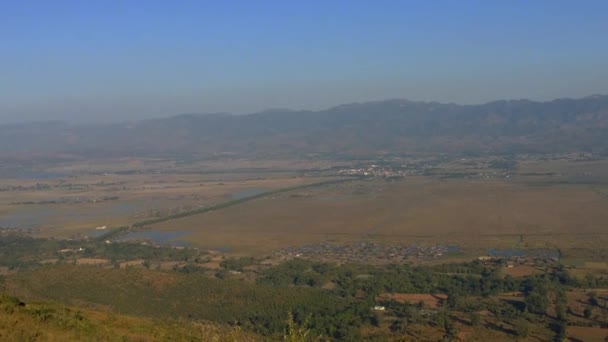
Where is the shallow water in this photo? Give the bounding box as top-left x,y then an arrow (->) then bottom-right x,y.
0,202 -> 138,229
0,207 -> 54,228
0,170 -> 69,179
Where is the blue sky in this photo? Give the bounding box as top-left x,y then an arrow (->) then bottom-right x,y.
1,1 -> 608,123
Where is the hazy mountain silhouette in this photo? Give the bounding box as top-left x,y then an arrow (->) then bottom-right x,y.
2,95 -> 608,159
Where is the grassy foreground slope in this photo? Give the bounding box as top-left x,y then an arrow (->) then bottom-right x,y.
5,265 -> 364,339
0,293 -> 255,341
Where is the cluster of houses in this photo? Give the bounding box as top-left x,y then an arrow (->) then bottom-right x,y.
477,248 -> 560,267
275,241 -> 457,264
58,247 -> 85,254
334,164 -> 409,178
477,255 -> 559,268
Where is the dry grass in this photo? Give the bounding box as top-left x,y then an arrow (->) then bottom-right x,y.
75,258 -> 110,266
119,259 -> 145,268
146,177 -> 608,255
503,265 -> 538,278
376,293 -> 447,308
0,291 -> 258,341
0,164 -> 327,238
567,326 -> 608,342
5,157 -> 608,260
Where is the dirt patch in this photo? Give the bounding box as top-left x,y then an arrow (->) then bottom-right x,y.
567,326 -> 608,341
503,265 -> 537,277
201,260 -> 222,270
321,282 -> 337,290
584,261 -> 608,269
377,293 -> 447,308
158,261 -> 184,271
76,258 -> 110,265
120,259 -> 144,268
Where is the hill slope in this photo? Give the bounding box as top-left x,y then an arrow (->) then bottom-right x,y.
0,292 -> 256,341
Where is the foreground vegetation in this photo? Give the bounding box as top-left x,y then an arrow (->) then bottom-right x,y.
2,155 -> 608,340
0,292 -> 255,341
3,251 -> 608,341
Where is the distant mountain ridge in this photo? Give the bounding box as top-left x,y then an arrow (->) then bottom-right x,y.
2,95 -> 608,158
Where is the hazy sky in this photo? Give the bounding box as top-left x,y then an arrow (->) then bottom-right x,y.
2,1 -> 608,123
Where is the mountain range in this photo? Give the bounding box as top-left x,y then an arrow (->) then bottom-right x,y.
2,95 -> 608,159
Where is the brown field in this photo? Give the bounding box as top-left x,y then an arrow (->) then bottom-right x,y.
3,157 -> 608,262
119,259 -> 145,268
366,311 -> 554,342
200,259 -> 223,270
566,289 -> 608,307
503,265 -> 538,277
377,293 -> 447,308
567,326 -> 608,341
564,261 -> 608,279
75,258 -> 110,266
145,176 -> 608,255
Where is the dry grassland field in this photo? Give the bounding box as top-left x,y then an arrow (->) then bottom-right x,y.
0,175 -> 325,237
148,175 -> 608,256
0,157 -> 333,238
376,293 -> 448,308
2,156 -> 608,261
2,155 -> 608,341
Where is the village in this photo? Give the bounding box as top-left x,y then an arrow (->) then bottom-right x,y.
274,241 -> 458,264
333,164 -> 410,178
477,248 -> 561,269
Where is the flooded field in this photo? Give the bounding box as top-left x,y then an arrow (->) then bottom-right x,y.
0,168 -> 71,180
0,202 -> 139,229
0,163 -> 323,238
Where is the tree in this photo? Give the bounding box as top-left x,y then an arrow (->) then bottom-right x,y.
555,302 -> 566,321
583,306 -> 593,319
553,320 -> 567,342
390,319 -> 407,333
515,319 -> 530,338
445,291 -> 461,309
523,277 -> 550,315
435,310 -> 457,341
284,311 -> 314,342
555,288 -> 567,321
369,312 -> 380,327
526,292 -> 548,314
584,274 -> 596,288
469,312 -> 481,327
589,291 -> 599,306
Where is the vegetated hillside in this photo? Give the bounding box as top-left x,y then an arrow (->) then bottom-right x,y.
1,95 -> 608,158
5,265 -> 368,339
0,292 -> 255,341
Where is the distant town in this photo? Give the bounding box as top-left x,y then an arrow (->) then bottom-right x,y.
274,241 -> 458,264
